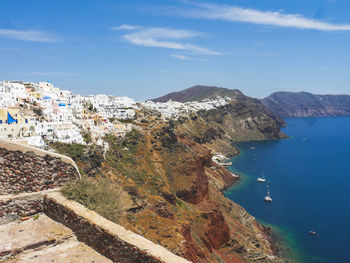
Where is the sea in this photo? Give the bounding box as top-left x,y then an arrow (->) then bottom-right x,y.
225,117 -> 350,263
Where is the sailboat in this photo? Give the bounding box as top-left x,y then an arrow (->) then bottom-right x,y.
264,185 -> 272,202
257,171 -> 266,182
257,177 -> 266,182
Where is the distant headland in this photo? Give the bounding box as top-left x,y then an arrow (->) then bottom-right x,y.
262,91 -> 350,118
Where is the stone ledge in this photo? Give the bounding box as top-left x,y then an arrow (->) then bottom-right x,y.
44,192 -> 191,263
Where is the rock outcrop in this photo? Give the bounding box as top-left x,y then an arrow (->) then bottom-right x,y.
262,91 -> 350,117
152,85 -> 286,156
176,100 -> 287,157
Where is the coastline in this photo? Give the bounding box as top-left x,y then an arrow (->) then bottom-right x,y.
259,221 -> 305,263
222,141 -> 309,263
219,147 -> 289,263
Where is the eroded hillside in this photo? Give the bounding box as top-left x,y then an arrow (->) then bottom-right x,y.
53,87 -> 288,262
55,119 -> 285,263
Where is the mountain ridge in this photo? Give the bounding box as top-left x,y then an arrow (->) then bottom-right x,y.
152,85 -> 242,102
262,91 -> 350,117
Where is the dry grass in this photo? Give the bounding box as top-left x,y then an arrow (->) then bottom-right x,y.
61,177 -> 122,223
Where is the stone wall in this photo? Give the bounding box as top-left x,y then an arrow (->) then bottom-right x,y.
44,192 -> 190,263
0,139 -> 80,174
0,192 -> 44,224
0,189 -> 58,224
0,147 -> 79,195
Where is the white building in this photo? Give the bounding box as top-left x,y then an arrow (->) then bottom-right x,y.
52,123 -> 85,144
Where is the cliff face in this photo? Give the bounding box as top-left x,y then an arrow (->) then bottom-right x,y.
176,99 -> 287,157
263,91 -> 350,117
153,86 -> 286,156
57,118 -> 285,263
102,128 -> 284,263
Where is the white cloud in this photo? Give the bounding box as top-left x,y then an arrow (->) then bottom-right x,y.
0,29 -> 59,42
170,54 -> 209,61
171,54 -> 190,60
112,24 -> 139,31
115,25 -> 220,55
180,2 -> 350,31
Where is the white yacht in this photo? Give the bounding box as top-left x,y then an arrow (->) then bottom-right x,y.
257,171 -> 266,182
264,186 -> 272,202
264,195 -> 272,202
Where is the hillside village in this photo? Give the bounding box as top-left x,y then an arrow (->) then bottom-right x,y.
0,80 -> 233,149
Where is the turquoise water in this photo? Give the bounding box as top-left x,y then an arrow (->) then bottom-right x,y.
225,117 -> 350,263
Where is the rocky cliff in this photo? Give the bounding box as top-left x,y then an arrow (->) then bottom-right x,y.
57,128 -> 284,263
153,85 -> 286,156
262,91 -> 350,117
55,116 -> 286,263
53,87 -> 288,263
175,100 -> 287,157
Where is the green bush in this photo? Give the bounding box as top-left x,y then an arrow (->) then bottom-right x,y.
61,177 -> 122,223
51,142 -> 86,161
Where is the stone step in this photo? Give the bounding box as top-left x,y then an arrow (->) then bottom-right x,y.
4,239 -> 112,263
0,214 -> 111,263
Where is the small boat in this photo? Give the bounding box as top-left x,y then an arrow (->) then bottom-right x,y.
264,185 -> 272,202
264,196 -> 272,202
250,146 -> 256,150
309,230 -> 319,237
218,161 -> 232,166
257,171 -> 266,182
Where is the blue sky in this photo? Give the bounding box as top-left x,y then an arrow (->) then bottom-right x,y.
1,0 -> 350,100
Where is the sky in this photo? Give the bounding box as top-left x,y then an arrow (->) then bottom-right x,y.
0,0 -> 350,100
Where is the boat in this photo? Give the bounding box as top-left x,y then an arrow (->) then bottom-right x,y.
309,230 -> 319,237
218,161 -> 232,166
257,171 -> 266,182
264,195 -> 272,202
264,185 -> 272,202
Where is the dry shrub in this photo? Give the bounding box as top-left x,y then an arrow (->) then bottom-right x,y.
62,177 -> 121,222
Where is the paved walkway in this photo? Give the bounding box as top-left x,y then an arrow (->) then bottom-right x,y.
0,214 -> 112,263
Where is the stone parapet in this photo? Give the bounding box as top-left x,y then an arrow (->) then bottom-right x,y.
0,143 -> 79,195
44,192 -> 191,263
0,139 -> 80,176
0,189 -> 58,224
